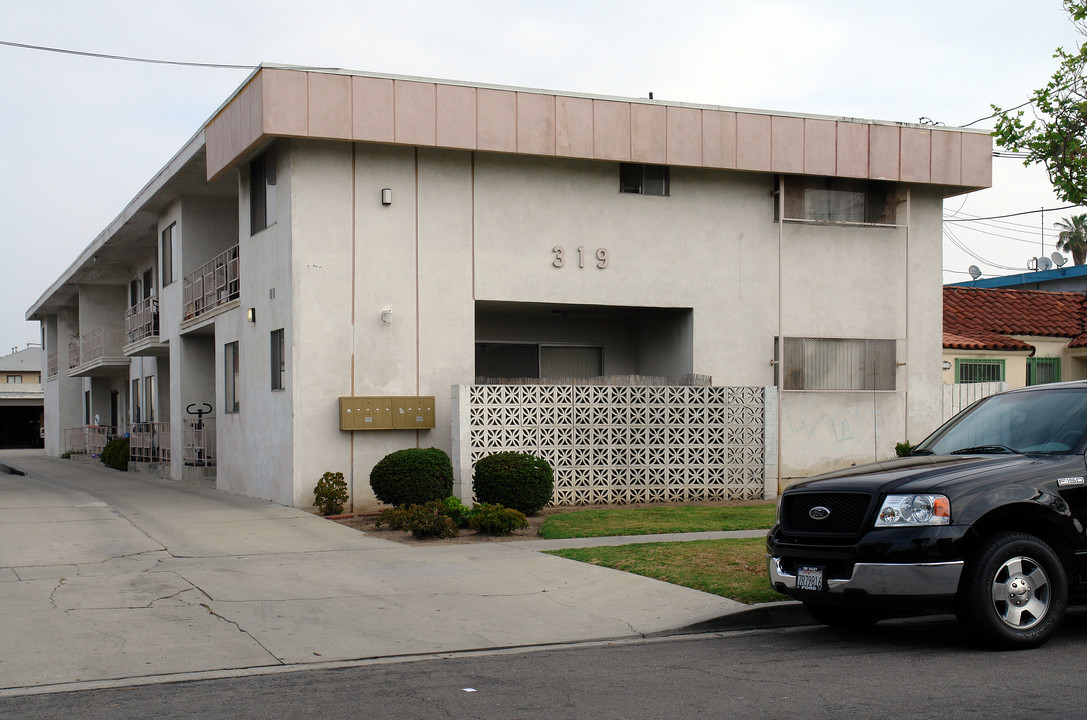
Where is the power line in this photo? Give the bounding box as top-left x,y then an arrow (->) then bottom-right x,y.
0,39 -> 255,70
944,205 -> 1079,222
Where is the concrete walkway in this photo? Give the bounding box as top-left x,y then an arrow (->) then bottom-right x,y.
0,450 -> 802,694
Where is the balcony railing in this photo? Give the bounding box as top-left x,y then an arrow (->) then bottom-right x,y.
125,296 -> 160,345
48,350 -> 58,379
183,245 -> 240,321
69,326 -> 126,369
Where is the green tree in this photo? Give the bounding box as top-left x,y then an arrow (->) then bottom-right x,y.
992,2 -> 1087,206
1055,213 -> 1087,265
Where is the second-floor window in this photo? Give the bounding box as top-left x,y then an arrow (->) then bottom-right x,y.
250,146 -> 277,235
778,176 -> 897,226
161,223 -> 175,286
620,163 -> 669,196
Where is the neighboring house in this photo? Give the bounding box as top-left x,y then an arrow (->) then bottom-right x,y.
0,344 -> 44,448
943,286 -> 1087,389
26,65 -> 991,508
947,263 -> 1087,292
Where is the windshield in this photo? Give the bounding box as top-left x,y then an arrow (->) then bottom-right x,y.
916,388 -> 1087,456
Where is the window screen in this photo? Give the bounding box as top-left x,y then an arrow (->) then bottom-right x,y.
781,337 -> 897,391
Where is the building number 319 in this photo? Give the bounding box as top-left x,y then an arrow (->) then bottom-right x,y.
552,246 -> 608,269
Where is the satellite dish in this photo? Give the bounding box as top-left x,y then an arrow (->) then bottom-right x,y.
968,265 -> 982,280
1039,256 -> 1054,271
1052,252 -> 1068,268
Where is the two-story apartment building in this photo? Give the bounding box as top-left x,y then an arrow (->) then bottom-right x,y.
27,65 -> 991,509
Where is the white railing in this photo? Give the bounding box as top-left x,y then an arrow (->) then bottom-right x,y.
183,245 -> 240,321
65,426 -> 119,456
183,417 -> 216,466
943,381 -> 1008,421
125,296 -> 160,345
68,326 -> 126,369
129,422 -> 170,463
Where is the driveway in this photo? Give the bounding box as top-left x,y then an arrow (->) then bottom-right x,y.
0,450 -> 751,693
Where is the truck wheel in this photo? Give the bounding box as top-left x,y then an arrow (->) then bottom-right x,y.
956,531 -> 1067,649
803,602 -> 879,629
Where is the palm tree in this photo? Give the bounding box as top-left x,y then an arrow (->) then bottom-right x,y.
1055,213 -> 1087,266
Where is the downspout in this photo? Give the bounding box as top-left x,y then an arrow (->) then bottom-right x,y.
904,186 -> 911,446
349,143 -> 357,512
776,175 -> 784,495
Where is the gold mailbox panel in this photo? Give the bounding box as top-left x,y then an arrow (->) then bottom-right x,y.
339,396 -> 434,431
392,396 -> 436,429
339,396 -> 392,430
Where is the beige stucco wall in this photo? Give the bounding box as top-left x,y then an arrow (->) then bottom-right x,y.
268,139 -> 947,507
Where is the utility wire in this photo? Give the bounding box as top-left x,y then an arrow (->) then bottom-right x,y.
0,39 -> 255,70
944,205 -> 1079,222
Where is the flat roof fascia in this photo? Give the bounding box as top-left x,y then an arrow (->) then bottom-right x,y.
206,65 -> 992,191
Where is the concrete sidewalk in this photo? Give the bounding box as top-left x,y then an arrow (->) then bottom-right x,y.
0,450 -> 805,694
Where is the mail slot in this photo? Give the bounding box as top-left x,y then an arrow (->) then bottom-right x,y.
392,396 -> 436,429
339,396 -> 435,431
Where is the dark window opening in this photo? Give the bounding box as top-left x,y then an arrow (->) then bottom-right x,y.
620,163 -> 669,196
250,146 -> 277,235
777,176 -> 896,225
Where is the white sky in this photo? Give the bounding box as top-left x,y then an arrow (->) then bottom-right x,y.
0,0 -> 1083,353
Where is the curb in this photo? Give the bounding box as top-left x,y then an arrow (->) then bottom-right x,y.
659,601 -> 815,636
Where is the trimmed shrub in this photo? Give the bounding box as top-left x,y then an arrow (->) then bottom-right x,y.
895,440 -> 915,458
469,503 -> 528,535
100,437 -> 129,471
376,500 -> 459,539
313,471 -> 349,515
369,448 -> 454,507
473,452 -> 554,515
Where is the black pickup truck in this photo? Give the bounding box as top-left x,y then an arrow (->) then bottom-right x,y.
767,381 -> 1087,648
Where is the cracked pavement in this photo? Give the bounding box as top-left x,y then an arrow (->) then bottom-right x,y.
0,450 -> 746,693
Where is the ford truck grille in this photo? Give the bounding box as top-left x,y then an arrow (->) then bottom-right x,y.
781,492 -> 872,536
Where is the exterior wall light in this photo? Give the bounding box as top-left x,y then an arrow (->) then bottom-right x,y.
381,308 -> 393,324
381,188 -> 392,206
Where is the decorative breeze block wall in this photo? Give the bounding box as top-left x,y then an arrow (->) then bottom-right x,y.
457,385 -> 770,505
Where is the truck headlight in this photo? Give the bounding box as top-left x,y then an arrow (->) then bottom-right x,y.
875,494 -> 951,527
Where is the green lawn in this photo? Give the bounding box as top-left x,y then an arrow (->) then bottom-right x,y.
538,503 -> 776,539
546,537 -> 786,605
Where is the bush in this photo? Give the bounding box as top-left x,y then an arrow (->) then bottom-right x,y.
469,504 -> 528,535
100,437 -> 129,471
895,440 -> 915,457
314,471 -> 349,515
473,452 -> 554,515
443,496 -> 476,528
369,448 -> 454,507
376,500 -> 459,539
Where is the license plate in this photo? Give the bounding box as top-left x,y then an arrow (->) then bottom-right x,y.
796,565 -> 825,592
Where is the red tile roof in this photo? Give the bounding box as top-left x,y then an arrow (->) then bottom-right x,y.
944,286 -> 1087,354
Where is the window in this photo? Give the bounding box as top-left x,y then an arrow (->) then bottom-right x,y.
131,379 -> 141,422
778,176 -> 896,225
85,390 -> 91,425
955,359 -> 1005,384
225,341 -> 240,413
161,223 -> 175,286
6,375 -> 21,384
620,163 -> 669,196
144,376 -> 154,422
780,337 -> 897,391
250,146 -> 277,234
1028,357 -> 1061,386
475,343 -> 604,380
270,329 -> 285,391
